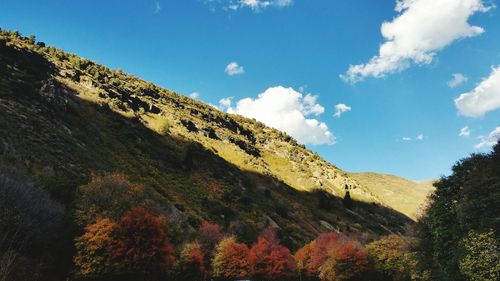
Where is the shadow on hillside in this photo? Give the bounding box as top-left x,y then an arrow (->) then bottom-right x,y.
0,43 -> 412,251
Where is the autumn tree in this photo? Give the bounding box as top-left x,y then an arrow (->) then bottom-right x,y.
311,232 -> 342,272
74,173 -> 146,227
212,236 -> 250,280
318,241 -> 368,281
74,218 -> 117,278
198,221 -> 223,262
110,207 -> 175,274
295,240 -> 318,280
178,242 -> 206,281
74,207 -> 175,279
248,228 -> 297,281
366,235 -> 412,281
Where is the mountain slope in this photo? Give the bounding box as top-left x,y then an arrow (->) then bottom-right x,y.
349,172 -> 435,220
0,30 -> 412,246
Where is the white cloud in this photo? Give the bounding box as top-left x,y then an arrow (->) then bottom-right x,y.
341,0 -> 492,83
475,127 -> 500,149
225,62 -> 245,76
401,133 -> 425,141
223,86 -> 335,145
333,104 -> 352,118
189,92 -> 200,99
455,66 -> 500,117
205,0 -> 292,12
154,1 -> 161,14
448,73 -> 469,88
459,126 -> 471,137
219,97 -> 234,109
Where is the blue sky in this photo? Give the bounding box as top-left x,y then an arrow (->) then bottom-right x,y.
1,0 -> 499,180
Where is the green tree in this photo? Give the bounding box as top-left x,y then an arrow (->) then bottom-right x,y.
459,230 -> 500,281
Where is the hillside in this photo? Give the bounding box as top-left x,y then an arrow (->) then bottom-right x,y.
349,173 -> 435,220
0,30 -> 412,246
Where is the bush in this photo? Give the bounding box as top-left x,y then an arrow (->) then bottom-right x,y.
0,165 -> 64,281
74,173 -> 147,227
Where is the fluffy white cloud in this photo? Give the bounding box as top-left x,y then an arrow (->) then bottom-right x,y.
225,62 -> 245,76
333,104 -> 352,118
455,66 -> 500,117
459,126 -> 471,137
219,97 -> 234,108
189,92 -> 200,99
223,86 -> 335,145
341,0 -> 491,83
448,73 -> 469,88
475,127 -> 500,149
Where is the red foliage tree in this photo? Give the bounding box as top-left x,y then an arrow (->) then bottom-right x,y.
109,207 -> 175,274
319,240 -> 369,281
198,221 -> 223,254
212,236 -> 250,279
310,232 -> 342,272
248,228 -> 297,281
178,242 -> 206,281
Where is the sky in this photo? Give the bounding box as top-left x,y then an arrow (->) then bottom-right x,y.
1,0 -> 499,180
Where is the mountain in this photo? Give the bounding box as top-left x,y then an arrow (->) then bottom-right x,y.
349,173 -> 435,220
0,30 -> 414,246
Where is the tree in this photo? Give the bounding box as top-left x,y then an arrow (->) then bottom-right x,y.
212,236 -> 250,279
343,191 -> 353,209
318,241 -> 368,281
294,240 -> 316,279
74,173 -> 146,227
366,235 -> 412,281
311,232 -> 342,272
110,207 -> 175,274
459,230 -> 500,281
74,218 -> 117,278
415,140 -> 500,280
74,207 -> 175,279
178,242 -> 206,281
0,165 -> 64,281
198,221 -> 223,261
248,228 -> 297,281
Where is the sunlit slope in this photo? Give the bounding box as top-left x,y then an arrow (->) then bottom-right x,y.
349,172 -> 435,220
0,30 -> 413,245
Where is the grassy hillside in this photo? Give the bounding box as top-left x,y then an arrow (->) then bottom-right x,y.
0,29 -> 412,246
349,172 -> 435,220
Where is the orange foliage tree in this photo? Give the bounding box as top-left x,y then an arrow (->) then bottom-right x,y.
74,218 -> 117,278
178,241 -> 206,281
248,228 -> 297,281
74,207 -> 175,278
212,236 -> 250,279
318,240 -> 369,281
294,240 -> 316,279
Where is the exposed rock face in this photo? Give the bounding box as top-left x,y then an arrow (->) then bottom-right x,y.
39,79 -> 70,107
